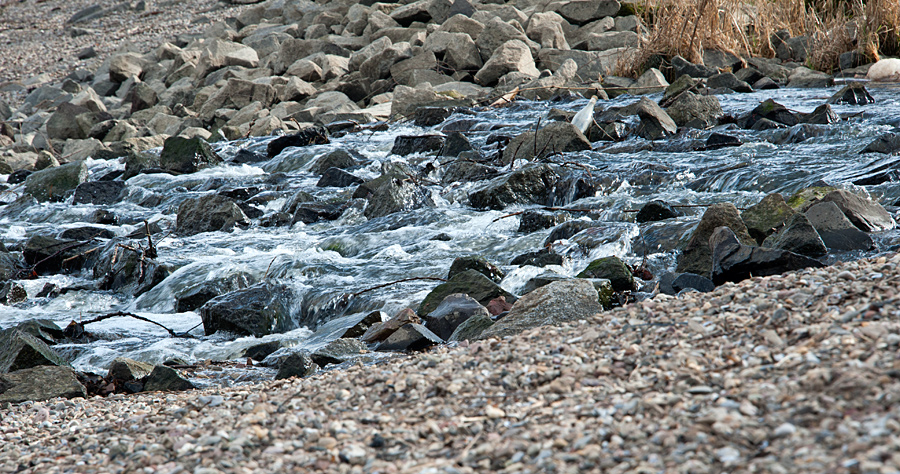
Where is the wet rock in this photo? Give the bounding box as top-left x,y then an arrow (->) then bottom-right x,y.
353,171 -> 435,219
93,238 -> 170,297
72,180 -> 126,205
310,339 -> 367,366
24,161 -> 88,202
518,210 -> 571,232
391,135 -> 446,156
175,194 -> 250,236
448,311 -> 493,342
738,99 -> 797,129
709,226 -> 824,285
787,67 -> 833,88
510,249 -> 564,267
805,201 -> 875,251
266,127 -> 329,158
636,200 -> 681,223
0,252 -> 21,281
174,273 -> 254,312
12,320 -> 63,345
361,309 -> 420,343
761,213 -> 827,257
707,72 -> 752,93
800,104 -> 840,125
91,209 -> 118,225
576,256 -> 635,292
860,132 -> 900,155
0,282 -> 27,305
705,133 -> 742,149
316,168 -> 364,188
418,270 -> 516,316
664,91 -> 723,127
474,40 -> 539,86
310,149 -> 362,174
0,366 -> 86,404
543,219 -> 600,245
143,365 -> 195,392
58,227 -> 115,241
24,234 -> 95,275
199,283 -> 295,336
448,256 -> 504,283
274,352 -> 317,380
0,329 -> 70,373
468,164 -> 558,210
424,293 -> 491,340
243,341 -> 282,362
671,273 -> 715,293
107,357 -> 155,381
376,323 -> 442,352
741,193 -> 797,244
819,189 -> 895,232
230,148 -> 269,165
159,136 -> 223,175
785,186 -> 837,210
502,121 -> 591,163
440,132 -> 479,159
292,201 -> 352,225
635,96 -> 677,140
676,203 -> 756,276
478,279 -> 602,339
827,83 -> 874,105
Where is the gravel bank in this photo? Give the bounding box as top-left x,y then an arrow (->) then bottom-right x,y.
2,253 -> 899,473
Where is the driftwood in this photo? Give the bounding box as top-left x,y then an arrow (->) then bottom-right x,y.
69,311 -> 197,339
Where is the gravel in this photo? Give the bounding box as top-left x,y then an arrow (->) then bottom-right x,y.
3,253 -> 899,473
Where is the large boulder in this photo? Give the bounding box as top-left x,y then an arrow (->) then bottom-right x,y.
93,238 -> 170,297
448,311 -> 494,341
477,279 -> 602,339
108,52 -> 144,82
474,40 -> 539,86
0,329 -> 70,373
24,161 -> 88,202
634,96 -> 676,140
418,270 -> 515,316
159,136 -> 223,175
576,256 -> 635,291
447,256 -> 504,283
24,234 -> 96,275
310,339 -> 367,366
0,366 -> 86,404
107,357 -> 155,381
424,293 -> 491,340
468,164 -> 558,210
525,11 -> 570,50
741,193 -> 797,244
548,0 -> 620,25
502,121 -> 591,163
196,39 -> 260,77
665,92 -> 722,127
375,323 -> 443,352
676,203 -> 756,276
143,365 -> 196,392
72,181 -> 126,205
199,283 -> 296,336
475,17 -> 539,62
198,79 -> 275,122
274,352 -> 317,380
175,194 -> 250,236
46,102 -> 99,140
710,226 -> 824,285
818,189 -> 895,232
761,213 -> 827,257
423,31 -> 483,73
266,127 -> 329,158
805,201 -> 875,251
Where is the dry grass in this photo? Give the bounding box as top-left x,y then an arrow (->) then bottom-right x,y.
619,0 -> 900,76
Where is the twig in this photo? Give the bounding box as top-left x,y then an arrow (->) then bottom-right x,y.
264,255 -> 279,279
622,204 -> 747,212
491,207 -> 601,223
77,311 -> 195,338
351,277 -> 448,298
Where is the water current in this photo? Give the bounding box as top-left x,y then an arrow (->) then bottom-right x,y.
2,83 -> 899,385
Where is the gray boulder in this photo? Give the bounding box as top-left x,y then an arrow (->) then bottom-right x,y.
310,339 -> 367,366
274,352 -> 317,380
805,201 -> 875,251
143,365 -> 195,392
375,323 -> 443,352
665,91 -> 722,127
502,121 -> 591,163
671,273 -> 715,293
478,279 -> 602,339
199,283 -> 295,336
526,12 -> 570,50
448,311 -> 494,341
176,194 -> 250,236
707,72 -> 752,92
787,67 -> 833,88
46,102 -> 98,140
24,161 -> 88,202
418,270 -> 516,316
576,256 -> 635,291
0,329 -> 70,373
196,39 -> 259,77
676,202 -> 756,276
741,193 -> 797,244
710,226 -> 824,285
573,31 -> 639,51
635,97 -> 677,139
424,293 -> 491,340
0,366 -> 86,404
474,40 -> 539,86
159,136 -> 223,175
468,164 -> 558,210
818,189 -> 895,232
352,171 -> 435,219
761,213 -> 827,257
107,357 -> 155,381
827,83 -> 874,105
108,53 -> 144,82
548,0 -> 620,25
73,181 -> 126,205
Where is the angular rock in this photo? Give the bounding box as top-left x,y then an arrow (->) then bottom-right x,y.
670,55 -> 716,78
801,104 -> 840,125
23,160 -> 88,202
576,256 -> 635,291
0,282 -> 27,305
418,270 -> 515,316
266,127 -> 329,158
46,102 -> 97,140
108,53 -> 144,82
676,202 -> 756,276
741,193 -> 797,244
391,135 -> 445,156
92,238 -> 169,297
635,97 -> 676,140
510,249 -> 564,267
316,168 -> 364,188
787,67 -> 833,88
197,39 -> 260,77
72,180 -> 126,205
24,234 -> 95,275
107,357 -> 155,381
468,164 -> 558,210
199,283 -> 295,336
0,366 -> 86,404
174,273 -> 254,312
502,121 -> 591,163
143,365 -> 195,392
706,133 -> 742,149
448,256 -> 503,283
274,352 -> 317,380
818,189 -> 895,232
376,323 -> 442,352
709,226 -> 824,285
424,293 -> 491,340
707,72 -> 752,93
671,273 -> 715,293
353,171 -> 435,219
574,31 -> 639,52
526,12 -> 569,50
636,200 -> 681,223
761,213 -> 827,257
478,279 -> 602,339
631,68 -> 668,95
0,329 -> 70,373
827,83 -> 874,105
159,136 -> 223,175
805,201 -> 875,251
549,0 -> 620,25
518,210 -> 571,232
474,40 -> 539,86
243,341 -> 282,362
310,339 -> 367,366
176,194 -> 250,236
448,311 -> 493,341
738,99 -> 797,129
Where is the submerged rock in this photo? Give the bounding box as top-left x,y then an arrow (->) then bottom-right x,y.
199,283 -> 295,337
477,279 -> 602,339
636,200 -> 681,223
159,136 -> 222,175
175,194 -> 250,236
827,83 -> 874,105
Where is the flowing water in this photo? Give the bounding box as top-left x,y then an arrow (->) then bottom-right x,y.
2,83 -> 899,385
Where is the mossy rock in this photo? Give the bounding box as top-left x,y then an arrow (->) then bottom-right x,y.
447,256 -> 504,283
448,312 -> 494,342
159,136 -> 222,175
577,256 -> 635,292
786,186 -> 837,210
741,193 -> 797,244
24,161 -> 87,202
418,270 -> 515,316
